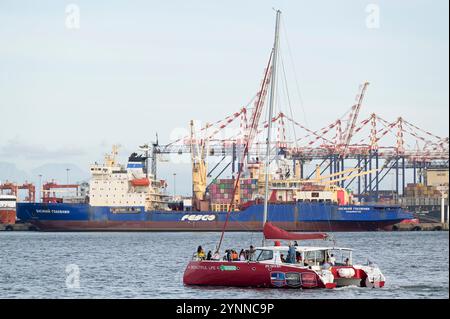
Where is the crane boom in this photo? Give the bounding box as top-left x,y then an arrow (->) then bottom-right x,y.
341,82 -> 370,156
321,168 -> 380,185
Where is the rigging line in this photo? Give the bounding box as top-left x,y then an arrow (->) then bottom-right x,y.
374,118 -> 399,141
336,102 -> 357,124
283,114 -> 334,144
402,119 -> 445,140
402,124 -> 436,144
274,56 -> 283,148
216,51 -> 274,254
281,15 -> 309,129
280,51 -> 298,147
400,127 -> 435,150
166,95 -> 258,147
296,119 -> 339,142
403,121 -> 447,146
165,108 -> 244,147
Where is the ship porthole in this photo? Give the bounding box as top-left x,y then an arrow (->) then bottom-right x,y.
252,267 -> 256,271
236,267 -> 240,270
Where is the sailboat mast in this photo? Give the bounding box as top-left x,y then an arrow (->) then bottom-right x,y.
263,10 -> 281,236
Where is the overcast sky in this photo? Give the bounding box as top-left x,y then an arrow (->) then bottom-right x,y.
0,0 -> 448,195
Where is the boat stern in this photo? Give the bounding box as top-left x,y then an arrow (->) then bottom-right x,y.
331,265 -> 385,288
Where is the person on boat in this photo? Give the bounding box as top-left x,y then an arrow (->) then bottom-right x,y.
232,250 -> 239,261
212,251 -> 221,260
206,251 -> 212,260
296,252 -> 302,263
197,246 -> 206,260
287,242 -> 296,264
329,253 -> 336,266
344,258 -> 350,266
322,261 -> 331,270
280,254 -> 286,263
294,241 -> 298,247
248,245 -> 256,260
244,249 -> 250,260
224,249 -> 231,261
239,249 -> 246,261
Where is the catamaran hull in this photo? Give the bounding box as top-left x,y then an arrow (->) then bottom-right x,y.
183,261 -> 385,289
183,261 -> 335,289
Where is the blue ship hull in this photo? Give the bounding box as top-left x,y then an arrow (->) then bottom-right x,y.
16,202 -> 413,232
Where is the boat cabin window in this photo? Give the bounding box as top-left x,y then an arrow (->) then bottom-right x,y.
250,249 -> 273,262
303,250 -> 326,266
327,249 -> 352,266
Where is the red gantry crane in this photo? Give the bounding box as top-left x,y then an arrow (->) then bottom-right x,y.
42,181 -> 79,203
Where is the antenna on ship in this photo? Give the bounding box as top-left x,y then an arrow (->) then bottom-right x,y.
262,9 -> 281,246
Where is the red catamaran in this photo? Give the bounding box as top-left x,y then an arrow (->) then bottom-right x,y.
184,222 -> 385,289
183,10 -> 386,289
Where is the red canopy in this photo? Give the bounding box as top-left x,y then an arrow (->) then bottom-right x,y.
263,222 -> 328,241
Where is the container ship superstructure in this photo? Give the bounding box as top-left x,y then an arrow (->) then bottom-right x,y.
16,146 -> 412,232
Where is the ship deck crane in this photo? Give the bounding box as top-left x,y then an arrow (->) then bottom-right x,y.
190,120 -> 209,210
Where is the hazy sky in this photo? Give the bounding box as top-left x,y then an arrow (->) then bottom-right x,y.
0,0 -> 448,194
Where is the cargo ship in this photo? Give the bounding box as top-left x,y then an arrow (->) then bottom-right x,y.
16,146 -> 413,232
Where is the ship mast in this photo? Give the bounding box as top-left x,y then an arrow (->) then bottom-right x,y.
262,10 -> 281,245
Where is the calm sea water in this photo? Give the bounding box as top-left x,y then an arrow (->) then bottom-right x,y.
0,231 -> 448,299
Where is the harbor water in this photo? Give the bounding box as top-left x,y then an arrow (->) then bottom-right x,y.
0,231 -> 448,299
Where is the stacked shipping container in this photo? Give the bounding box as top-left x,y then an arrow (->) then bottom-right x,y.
240,178 -> 258,203
209,178 -> 259,204
402,183 -> 444,206
209,179 -> 237,204
404,183 -> 443,197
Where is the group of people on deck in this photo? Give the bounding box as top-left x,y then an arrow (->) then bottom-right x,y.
195,243 -> 350,267
279,241 -> 299,264
194,245 -> 256,261
222,246 -> 257,261
278,241 -> 350,267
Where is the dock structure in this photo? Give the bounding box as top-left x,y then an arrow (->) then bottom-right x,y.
150,81 -> 448,205
0,223 -> 37,231
391,222 -> 448,232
